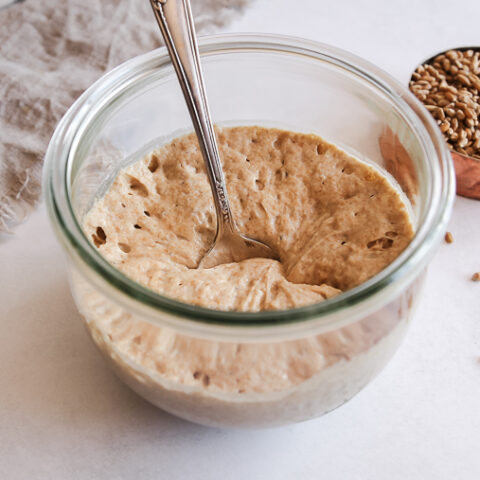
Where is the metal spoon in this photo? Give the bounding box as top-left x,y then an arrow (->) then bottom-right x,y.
150,0 -> 278,268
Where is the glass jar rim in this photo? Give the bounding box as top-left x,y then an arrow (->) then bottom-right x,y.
43,33 -> 455,337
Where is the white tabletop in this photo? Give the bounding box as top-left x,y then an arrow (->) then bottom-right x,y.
1,0 -> 480,478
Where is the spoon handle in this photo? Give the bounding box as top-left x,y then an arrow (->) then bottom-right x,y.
150,0 -> 234,235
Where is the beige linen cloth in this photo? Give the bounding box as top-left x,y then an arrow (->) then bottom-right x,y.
0,0 -> 250,232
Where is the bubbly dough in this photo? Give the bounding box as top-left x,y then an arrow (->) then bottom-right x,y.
77,126 -> 416,425
85,126 -> 413,311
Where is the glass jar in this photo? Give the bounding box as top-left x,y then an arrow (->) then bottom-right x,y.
44,34 -> 454,428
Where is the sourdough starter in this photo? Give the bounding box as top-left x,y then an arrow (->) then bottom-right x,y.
76,126 -> 415,426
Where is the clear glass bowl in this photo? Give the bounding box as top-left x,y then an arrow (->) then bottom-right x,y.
43,34 -> 454,428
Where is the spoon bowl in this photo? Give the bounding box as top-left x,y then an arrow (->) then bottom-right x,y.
198,227 -> 278,269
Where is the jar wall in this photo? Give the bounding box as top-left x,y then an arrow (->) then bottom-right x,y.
44,36 -> 453,428
69,266 -> 425,428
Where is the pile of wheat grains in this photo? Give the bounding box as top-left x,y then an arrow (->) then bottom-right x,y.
409,49 -> 480,159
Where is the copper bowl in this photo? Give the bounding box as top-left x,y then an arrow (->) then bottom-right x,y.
450,150 -> 480,198
411,46 -> 480,200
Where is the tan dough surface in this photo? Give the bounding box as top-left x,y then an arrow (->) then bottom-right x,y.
79,126 -> 414,402
85,126 -> 413,311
